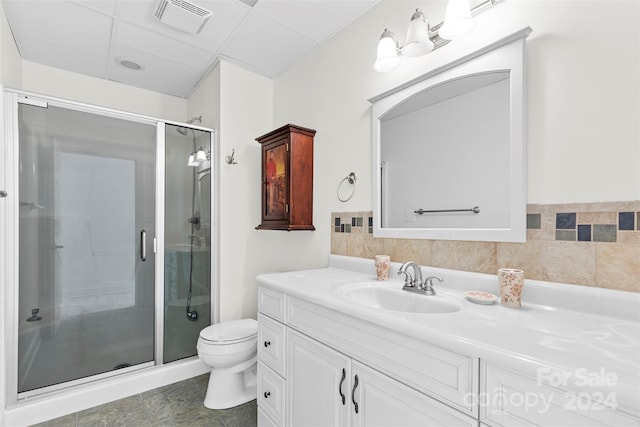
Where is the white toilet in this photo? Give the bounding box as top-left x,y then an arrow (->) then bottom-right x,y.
197,318 -> 258,409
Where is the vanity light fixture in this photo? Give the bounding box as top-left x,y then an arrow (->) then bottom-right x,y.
373,0 -> 497,73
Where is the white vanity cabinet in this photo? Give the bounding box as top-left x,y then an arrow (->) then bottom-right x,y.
257,286 -> 479,427
287,328 -> 476,427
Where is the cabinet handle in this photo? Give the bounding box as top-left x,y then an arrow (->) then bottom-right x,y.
264,341 -> 271,347
264,391 -> 271,399
338,368 -> 346,405
351,374 -> 359,414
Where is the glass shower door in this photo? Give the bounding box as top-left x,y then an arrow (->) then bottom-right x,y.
163,124 -> 212,363
17,101 -> 156,393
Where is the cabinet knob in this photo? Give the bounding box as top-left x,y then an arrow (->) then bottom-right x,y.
264,341 -> 271,348
264,391 -> 271,399
0,190 -> 7,198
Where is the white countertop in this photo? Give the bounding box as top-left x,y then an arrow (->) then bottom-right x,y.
257,255 -> 640,416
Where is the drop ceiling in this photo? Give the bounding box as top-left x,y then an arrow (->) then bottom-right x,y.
1,0 -> 379,98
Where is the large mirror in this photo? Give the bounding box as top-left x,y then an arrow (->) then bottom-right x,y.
370,28 -> 531,242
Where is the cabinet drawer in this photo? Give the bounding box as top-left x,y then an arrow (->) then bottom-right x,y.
258,313 -> 286,376
288,296 -> 478,417
480,362 -> 637,426
257,362 -> 285,426
258,287 -> 286,322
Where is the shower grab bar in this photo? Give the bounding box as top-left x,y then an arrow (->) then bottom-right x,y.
140,230 -> 146,261
414,206 -> 480,215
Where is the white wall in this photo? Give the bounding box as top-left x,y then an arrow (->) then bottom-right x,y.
19,60 -> 187,121
274,0 -> 640,211
191,60 -> 302,321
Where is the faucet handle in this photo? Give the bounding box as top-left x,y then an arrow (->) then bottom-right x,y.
422,276 -> 443,295
425,276 -> 443,285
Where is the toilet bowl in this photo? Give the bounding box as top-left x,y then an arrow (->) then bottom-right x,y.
197,319 -> 258,409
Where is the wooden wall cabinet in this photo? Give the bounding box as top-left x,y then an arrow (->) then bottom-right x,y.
256,124 -> 315,231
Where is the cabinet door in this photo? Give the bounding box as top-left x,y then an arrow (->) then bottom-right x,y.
286,329 -> 351,427
351,361 -> 477,427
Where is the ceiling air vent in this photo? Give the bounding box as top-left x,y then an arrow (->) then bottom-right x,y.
154,0 -> 212,34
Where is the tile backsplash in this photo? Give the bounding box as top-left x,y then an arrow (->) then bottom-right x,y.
331,201 -> 640,292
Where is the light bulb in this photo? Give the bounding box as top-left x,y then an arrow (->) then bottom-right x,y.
187,154 -> 200,167
373,29 -> 400,72
195,149 -> 207,163
402,9 -> 434,57
439,0 -> 475,40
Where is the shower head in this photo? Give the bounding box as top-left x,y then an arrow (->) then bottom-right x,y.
176,115 -> 202,136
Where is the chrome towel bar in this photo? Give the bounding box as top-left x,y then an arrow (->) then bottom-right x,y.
414,206 -> 480,215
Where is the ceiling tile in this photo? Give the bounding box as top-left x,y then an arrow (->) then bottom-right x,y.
255,0 -> 377,42
3,0 -> 113,55
113,21 -> 212,69
108,42 -> 203,97
221,10 -> 317,77
16,33 -> 108,79
71,0 -> 117,17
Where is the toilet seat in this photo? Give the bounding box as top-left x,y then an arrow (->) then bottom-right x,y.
199,319 -> 257,344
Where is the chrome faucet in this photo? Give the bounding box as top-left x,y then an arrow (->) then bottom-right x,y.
398,261 -> 443,296
398,261 -> 423,291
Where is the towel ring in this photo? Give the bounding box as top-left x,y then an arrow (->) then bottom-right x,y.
337,172 -> 357,202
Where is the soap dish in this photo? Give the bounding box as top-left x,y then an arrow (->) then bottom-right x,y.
464,291 -> 498,305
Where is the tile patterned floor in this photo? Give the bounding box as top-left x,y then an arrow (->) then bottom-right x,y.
31,374 -> 257,427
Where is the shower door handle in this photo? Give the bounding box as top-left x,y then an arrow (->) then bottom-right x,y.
140,230 -> 147,261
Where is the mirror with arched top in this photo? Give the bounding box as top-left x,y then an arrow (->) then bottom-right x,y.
370,27 -> 531,242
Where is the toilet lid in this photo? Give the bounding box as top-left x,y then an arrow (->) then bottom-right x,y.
199,319 -> 257,343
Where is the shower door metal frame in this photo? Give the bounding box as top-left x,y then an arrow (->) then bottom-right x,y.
0,88 -> 218,405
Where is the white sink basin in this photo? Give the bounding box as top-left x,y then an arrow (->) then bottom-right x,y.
334,283 -> 462,314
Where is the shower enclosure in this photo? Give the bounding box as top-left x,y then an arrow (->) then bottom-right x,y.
1,91 -> 215,401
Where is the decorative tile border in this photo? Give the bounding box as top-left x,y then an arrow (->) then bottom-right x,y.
526,205 -> 640,243
331,201 -> 640,292
333,212 -> 373,234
